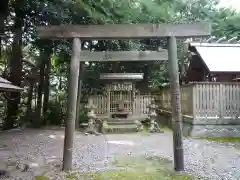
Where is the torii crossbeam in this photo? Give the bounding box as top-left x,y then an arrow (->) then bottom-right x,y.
79,50 -> 168,61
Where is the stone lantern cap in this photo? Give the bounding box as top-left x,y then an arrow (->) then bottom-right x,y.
86,100 -> 97,110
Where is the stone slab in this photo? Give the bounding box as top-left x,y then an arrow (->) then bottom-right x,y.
157,113 -> 240,137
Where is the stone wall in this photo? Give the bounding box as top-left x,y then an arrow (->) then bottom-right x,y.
157,110 -> 240,137
183,124 -> 240,137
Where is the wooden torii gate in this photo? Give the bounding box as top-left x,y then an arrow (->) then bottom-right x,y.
37,23 -> 211,172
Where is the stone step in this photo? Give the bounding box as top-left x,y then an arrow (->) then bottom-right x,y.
107,120 -> 137,125
107,124 -> 138,128
104,124 -> 138,134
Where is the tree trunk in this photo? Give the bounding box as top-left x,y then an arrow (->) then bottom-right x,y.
0,0 -> 9,58
34,84 -> 37,108
35,52 -> 45,125
26,79 -> 34,120
0,15 -> 3,58
59,75 -> 62,90
25,59 -> 42,122
143,65 -> 149,93
42,49 -> 52,124
59,74 -> 63,117
5,15 -> 23,130
137,64 -> 149,94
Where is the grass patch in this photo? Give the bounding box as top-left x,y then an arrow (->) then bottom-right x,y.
195,137 -> 240,143
161,125 -> 172,131
140,126 -> 150,136
65,155 -> 194,180
35,176 -> 49,180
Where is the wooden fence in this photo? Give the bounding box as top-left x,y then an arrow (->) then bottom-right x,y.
88,95 -> 108,114
88,94 -> 152,115
134,95 -> 151,114
157,82 -> 240,119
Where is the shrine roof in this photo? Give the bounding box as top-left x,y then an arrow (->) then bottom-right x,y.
189,42 -> 240,72
100,73 -> 144,80
0,77 -> 23,92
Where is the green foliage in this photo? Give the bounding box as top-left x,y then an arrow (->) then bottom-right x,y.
195,137 -> 240,143
27,0 -> 240,90
77,105 -> 88,124
44,101 -> 64,126
2,0 -> 240,128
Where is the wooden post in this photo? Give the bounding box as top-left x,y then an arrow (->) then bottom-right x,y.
63,38 -> 81,171
192,84 -> 196,120
75,63 -> 84,129
219,84 -> 223,118
132,83 -> 136,115
167,36 -> 184,171
107,90 -> 110,117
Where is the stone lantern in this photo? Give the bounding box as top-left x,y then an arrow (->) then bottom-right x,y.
147,97 -> 163,133
84,100 -> 101,135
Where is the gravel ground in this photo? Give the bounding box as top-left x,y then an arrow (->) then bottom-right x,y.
0,128 -> 239,179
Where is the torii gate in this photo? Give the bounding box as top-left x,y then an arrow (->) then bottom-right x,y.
36,23 -> 211,172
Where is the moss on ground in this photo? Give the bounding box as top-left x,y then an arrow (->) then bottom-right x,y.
64,156 -> 194,180
195,137 -> 240,143
161,125 -> 172,131
35,176 -> 50,180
